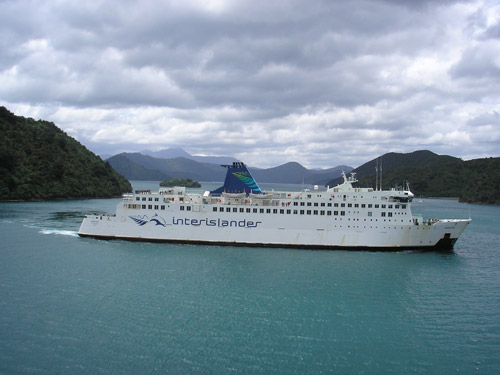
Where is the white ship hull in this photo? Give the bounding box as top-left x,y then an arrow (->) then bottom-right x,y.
79,163 -> 470,251
79,203 -> 470,251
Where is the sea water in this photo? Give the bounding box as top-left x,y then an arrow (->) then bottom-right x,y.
0,183 -> 499,374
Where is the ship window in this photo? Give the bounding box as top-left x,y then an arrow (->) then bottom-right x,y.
381,204 -> 386,208
142,205 -> 146,209
388,212 -> 393,217
213,207 -> 217,212
327,203 -> 332,207
294,202 -> 298,206
381,212 -> 386,217
307,195 -> 311,198
368,212 -> 372,217
187,206 -> 191,211
161,205 -> 165,210
155,198 -> 159,202
273,209 -> 278,214
307,202 -> 312,206
395,205 -> 399,209
228,208 -> 232,212
368,204 -> 372,208
180,206 -> 185,211
334,211 -> 338,215
375,204 -> 379,208
402,204 -> 407,209
148,198 -> 152,201
253,208 -> 257,213
327,211 -> 331,216
361,204 -> 365,208
246,208 -> 250,213
136,197 -> 140,201
280,209 -> 285,214
148,205 -> 152,209
320,211 -> 325,215
341,203 -> 345,207
300,210 -> 304,215
300,202 -> 305,206
321,203 -> 325,207
314,210 -> 318,215
154,205 -> 158,210
340,211 -> 345,216
314,203 -> 318,207
240,208 -> 245,213
142,197 -> 146,201
267,209 -> 271,214
334,203 -> 338,207
234,208 -> 238,212
348,203 -> 352,207
220,207 -> 224,212
260,209 -> 264,213
293,210 -> 298,214
307,210 -> 311,215
389,205 -> 393,209
287,209 -> 291,214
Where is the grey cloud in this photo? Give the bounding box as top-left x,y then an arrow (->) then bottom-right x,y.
1,0 -> 498,168
467,111 -> 500,126
451,45 -> 500,79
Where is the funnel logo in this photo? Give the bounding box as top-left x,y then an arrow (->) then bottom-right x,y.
232,172 -> 262,193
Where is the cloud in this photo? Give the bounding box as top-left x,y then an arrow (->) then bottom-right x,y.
1,0 -> 499,168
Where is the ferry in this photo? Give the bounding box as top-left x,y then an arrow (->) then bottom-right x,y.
78,162 -> 470,250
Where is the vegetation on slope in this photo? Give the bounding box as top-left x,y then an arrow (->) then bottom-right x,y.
160,178 -> 201,188
325,150 -> 500,204
0,107 -> 132,200
355,157 -> 500,204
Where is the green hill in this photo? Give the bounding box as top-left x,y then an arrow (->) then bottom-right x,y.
326,150 -> 461,187
327,150 -> 499,204
0,107 -> 131,200
160,178 -> 201,188
356,157 -> 499,204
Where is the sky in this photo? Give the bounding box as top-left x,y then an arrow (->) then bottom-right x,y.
1,0 -> 499,169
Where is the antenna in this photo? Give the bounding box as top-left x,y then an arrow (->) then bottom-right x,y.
380,157 -> 383,191
375,158 -> 378,191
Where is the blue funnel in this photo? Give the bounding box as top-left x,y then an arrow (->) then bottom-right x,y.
211,162 -> 262,196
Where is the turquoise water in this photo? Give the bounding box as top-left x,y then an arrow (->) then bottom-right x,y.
0,184 -> 499,374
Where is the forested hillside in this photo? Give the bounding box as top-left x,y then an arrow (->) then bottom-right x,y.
325,150 -> 499,204
0,107 -> 131,200
355,156 -> 500,204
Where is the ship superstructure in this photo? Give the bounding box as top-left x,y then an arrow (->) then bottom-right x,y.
78,162 -> 470,250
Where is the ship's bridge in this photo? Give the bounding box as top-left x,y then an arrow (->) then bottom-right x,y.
327,171 -> 414,202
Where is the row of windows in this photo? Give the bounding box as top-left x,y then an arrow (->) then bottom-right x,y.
129,204 -> 166,210
136,197 -> 160,202
129,204 -> 405,217
210,206 -> 401,217
134,197 -> 407,211
291,202 -> 405,209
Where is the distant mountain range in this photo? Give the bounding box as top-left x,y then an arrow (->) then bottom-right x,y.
140,148 -> 240,165
106,151 -> 352,185
105,147 -> 500,204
